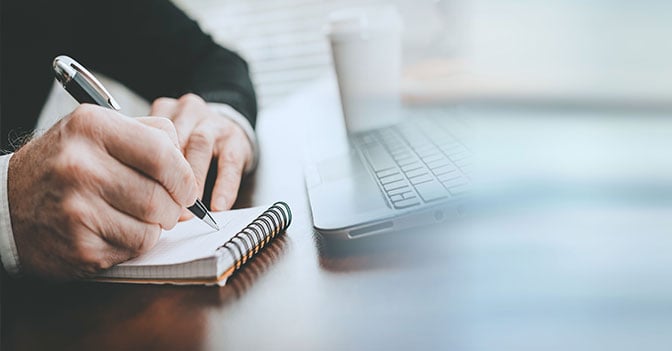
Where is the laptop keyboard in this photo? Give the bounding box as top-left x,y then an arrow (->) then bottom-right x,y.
353,117 -> 472,209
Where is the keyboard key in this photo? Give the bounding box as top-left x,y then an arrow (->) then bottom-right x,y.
392,151 -> 412,160
421,153 -> 444,163
442,177 -> 468,188
450,152 -> 470,162
414,180 -> 447,202
397,158 -> 419,167
388,186 -> 411,196
454,158 -> 471,167
364,144 -> 395,171
393,155 -> 414,164
380,173 -> 403,184
393,198 -> 421,209
432,163 -> 457,176
437,172 -> 460,182
410,173 -> 433,185
426,158 -> 451,170
383,180 -> 408,191
390,194 -> 404,202
405,168 -> 428,178
401,191 -> 417,199
401,162 -> 423,172
442,144 -> 467,154
376,169 -> 398,178
449,184 -> 470,195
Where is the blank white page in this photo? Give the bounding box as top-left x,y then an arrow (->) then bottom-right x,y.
117,206 -> 267,266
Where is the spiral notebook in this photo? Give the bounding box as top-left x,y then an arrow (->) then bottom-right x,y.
95,202 -> 291,286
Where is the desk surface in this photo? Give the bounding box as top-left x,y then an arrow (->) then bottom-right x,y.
4,77 -> 672,351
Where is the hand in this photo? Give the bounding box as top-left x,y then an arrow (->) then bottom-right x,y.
7,105 -> 198,280
149,94 -> 253,215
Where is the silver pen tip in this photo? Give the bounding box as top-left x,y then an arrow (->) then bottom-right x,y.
203,214 -> 219,231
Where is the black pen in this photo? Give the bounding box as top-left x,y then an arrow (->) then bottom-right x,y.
52,55 -> 219,231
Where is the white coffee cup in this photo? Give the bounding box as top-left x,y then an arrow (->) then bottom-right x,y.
327,5 -> 403,133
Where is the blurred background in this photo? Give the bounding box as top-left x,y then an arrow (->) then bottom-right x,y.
173,0 -> 672,109
25,1 -> 672,350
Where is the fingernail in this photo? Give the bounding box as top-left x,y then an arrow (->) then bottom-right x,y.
213,196 -> 227,210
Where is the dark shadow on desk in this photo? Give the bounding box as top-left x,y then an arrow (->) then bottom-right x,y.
315,223 -> 456,273
1,235 -> 289,351
223,233 -> 289,299
2,276 -> 216,351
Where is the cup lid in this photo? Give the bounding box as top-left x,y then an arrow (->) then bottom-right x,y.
326,5 -> 403,39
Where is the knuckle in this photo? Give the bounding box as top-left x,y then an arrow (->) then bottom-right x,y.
73,104 -> 99,119
73,241 -> 107,274
160,205 -> 180,230
155,116 -> 176,132
188,128 -> 213,150
70,105 -> 100,127
61,196 -> 87,227
176,166 -> 196,204
142,196 -> 161,222
54,145 -> 94,182
151,97 -> 175,112
136,224 -> 161,254
221,149 -> 244,169
179,93 -> 204,106
67,105 -> 110,139
148,134 -> 175,172
142,183 -> 165,223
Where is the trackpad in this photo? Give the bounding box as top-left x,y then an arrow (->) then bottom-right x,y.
316,150 -> 368,182
311,153 -> 389,229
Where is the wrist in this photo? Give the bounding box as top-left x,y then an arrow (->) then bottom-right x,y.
0,153 -> 22,276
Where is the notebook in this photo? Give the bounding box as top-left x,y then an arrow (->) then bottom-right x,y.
94,202 -> 292,286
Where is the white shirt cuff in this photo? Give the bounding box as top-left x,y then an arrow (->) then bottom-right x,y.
0,153 -> 21,276
207,103 -> 259,173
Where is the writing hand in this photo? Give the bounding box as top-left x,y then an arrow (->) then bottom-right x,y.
7,105 -> 198,279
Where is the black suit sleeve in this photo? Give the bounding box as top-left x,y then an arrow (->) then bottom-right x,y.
69,0 -> 258,126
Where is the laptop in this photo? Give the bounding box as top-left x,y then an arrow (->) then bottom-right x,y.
305,108 -> 472,239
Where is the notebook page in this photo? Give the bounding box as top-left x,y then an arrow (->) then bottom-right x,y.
117,206 -> 267,266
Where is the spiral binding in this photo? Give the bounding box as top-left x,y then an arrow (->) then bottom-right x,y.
218,202 -> 292,272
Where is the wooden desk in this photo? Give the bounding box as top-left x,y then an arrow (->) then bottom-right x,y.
4,77 -> 672,351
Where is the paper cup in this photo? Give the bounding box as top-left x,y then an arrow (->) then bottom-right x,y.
327,5 -> 403,133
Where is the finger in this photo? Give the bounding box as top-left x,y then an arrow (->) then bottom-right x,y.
210,137 -> 248,211
136,116 -> 180,149
93,149 -> 182,229
184,120 -> 216,198
99,113 -> 198,207
171,94 -> 209,151
69,234 -> 132,277
85,195 -> 163,257
179,208 -> 194,221
149,97 -> 178,118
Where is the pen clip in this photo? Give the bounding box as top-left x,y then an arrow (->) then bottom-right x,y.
53,55 -> 121,110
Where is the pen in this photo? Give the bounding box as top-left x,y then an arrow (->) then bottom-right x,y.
52,55 -> 219,231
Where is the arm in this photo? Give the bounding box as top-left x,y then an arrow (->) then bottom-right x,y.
69,0 -> 259,210
70,0 -> 257,126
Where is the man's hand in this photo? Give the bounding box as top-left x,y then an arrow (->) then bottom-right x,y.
7,105 -> 198,280
149,94 -> 253,216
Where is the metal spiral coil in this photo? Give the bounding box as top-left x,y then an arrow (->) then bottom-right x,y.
219,202 -> 292,272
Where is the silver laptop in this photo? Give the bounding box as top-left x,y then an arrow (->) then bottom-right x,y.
305,109 -> 472,239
